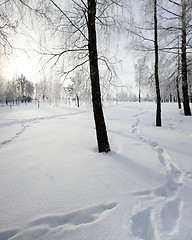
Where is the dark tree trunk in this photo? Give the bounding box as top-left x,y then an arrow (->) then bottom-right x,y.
139,85 -> 141,103
154,0 -> 161,127
87,0 -> 110,153
76,94 -> 80,107
176,45 -> 182,109
176,77 -> 182,109
181,1 -> 191,116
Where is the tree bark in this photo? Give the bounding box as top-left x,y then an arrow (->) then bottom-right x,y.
154,0 -> 161,126
87,0 -> 110,153
181,1 -> 191,115
139,86 -> 141,103
177,42 -> 182,109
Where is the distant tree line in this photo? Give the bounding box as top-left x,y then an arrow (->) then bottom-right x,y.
0,74 -> 34,105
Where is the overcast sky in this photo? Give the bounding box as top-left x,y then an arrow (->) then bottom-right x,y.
2,1 -> 139,94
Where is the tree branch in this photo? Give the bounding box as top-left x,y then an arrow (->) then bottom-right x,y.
49,0 -> 88,41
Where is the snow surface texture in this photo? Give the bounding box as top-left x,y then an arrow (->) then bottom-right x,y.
0,102 -> 192,240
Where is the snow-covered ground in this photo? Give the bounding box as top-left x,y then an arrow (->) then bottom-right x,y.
0,101 -> 192,240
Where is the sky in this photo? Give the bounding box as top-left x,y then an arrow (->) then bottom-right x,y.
1,0 -> 139,94
4,52 -> 40,82
3,38 -> 136,89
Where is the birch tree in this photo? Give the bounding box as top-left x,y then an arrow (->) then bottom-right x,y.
0,4 -> 17,55
86,0 -> 110,152
134,56 -> 149,102
13,0 -> 127,152
180,0 -> 191,115
154,0 -> 161,126
128,0 -> 162,126
158,0 -> 191,114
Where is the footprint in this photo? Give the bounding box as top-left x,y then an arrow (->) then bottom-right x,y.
132,189 -> 152,197
132,126 -> 137,134
150,141 -> 158,148
0,203 -> 117,240
156,148 -> 167,166
131,207 -> 155,240
1,139 -> 12,145
154,175 -> 183,198
161,198 -> 183,233
133,175 -> 182,198
4,227 -> 50,240
0,229 -> 19,240
28,202 -> 117,228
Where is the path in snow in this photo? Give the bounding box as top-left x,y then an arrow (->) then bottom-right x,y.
0,202 -> 117,240
130,108 -> 184,240
0,109 -> 88,148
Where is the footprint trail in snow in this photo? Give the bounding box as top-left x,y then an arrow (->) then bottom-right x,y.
131,109 -> 184,240
0,202 -> 117,240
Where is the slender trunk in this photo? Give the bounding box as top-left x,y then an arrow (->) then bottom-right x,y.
177,42 -> 182,109
87,0 -> 110,153
176,77 -> 182,109
76,94 -> 80,107
181,1 -> 191,115
154,0 -> 161,126
139,85 -> 141,103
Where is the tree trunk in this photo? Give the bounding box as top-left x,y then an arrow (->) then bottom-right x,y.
181,1 -> 191,116
154,0 -> 161,126
139,86 -> 141,103
87,0 -> 110,153
76,94 -> 80,107
176,43 -> 182,109
176,76 -> 182,109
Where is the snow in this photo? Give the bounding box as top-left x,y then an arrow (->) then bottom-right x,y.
0,101 -> 192,240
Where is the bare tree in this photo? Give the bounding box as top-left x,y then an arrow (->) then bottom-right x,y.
177,41 -> 182,108
0,70 -> 5,104
16,74 -> 27,97
134,56 -> 149,102
153,0 -> 162,126
15,0 -> 126,152
157,0 -> 191,114
181,0 -> 191,115
0,4 -> 18,55
128,0 -> 192,118
87,0 -> 110,152
127,0 -> 162,126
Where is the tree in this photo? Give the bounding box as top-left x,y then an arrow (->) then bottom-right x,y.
16,0 -> 126,152
16,74 -> 27,97
35,79 -> 48,101
16,74 -> 34,101
154,0 -> 161,126
176,43 -> 182,108
87,0 -> 110,152
4,80 -> 17,106
128,0 -> 162,126
25,80 -> 34,97
0,73 -> 5,104
134,56 -> 149,103
188,55 -> 192,103
0,4 -> 18,55
157,0 -> 191,114
181,0 -> 191,115
70,68 -> 91,107
128,0 -> 192,117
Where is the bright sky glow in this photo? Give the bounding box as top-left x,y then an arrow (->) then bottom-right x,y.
4,52 -> 41,83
